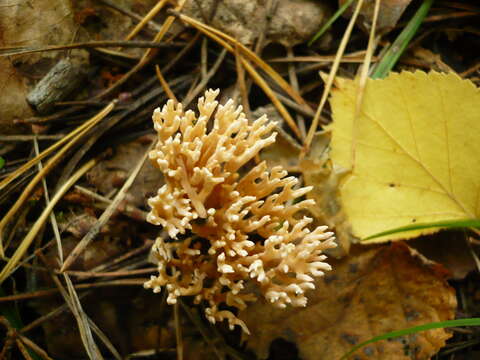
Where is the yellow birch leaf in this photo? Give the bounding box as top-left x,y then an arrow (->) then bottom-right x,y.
329,71 -> 480,242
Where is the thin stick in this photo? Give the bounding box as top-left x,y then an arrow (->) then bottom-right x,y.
73,185 -> 148,221
0,40 -> 184,57
242,57 -> 302,139
0,135 -> 65,141
16,339 -> 35,360
84,241 -> 153,275
0,279 -> 146,303
63,267 -> 157,278
61,142 -> 155,272
201,37 -> 208,79
287,46 -> 306,138
21,292 -> 91,333
234,47 -> 250,116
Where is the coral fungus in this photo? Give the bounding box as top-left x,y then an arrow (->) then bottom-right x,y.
144,89 -> 336,333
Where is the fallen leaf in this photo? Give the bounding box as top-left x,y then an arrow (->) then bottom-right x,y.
240,242 -> 456,360
328,71 -> 480,242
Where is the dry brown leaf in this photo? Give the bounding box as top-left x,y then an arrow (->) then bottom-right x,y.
240,242 -> 456,360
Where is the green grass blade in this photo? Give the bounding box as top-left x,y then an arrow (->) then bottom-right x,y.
308,0 -> 356,46
0,156 -> 4,170
371,0 -> 434,79
362,218 -> 480,242
341,318 -> 480,359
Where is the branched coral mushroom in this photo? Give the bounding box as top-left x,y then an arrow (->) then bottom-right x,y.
144,89 -> 336,333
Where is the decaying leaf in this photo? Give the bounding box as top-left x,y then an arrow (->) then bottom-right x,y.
329,71 -> 480,242
240,242 -> 456,360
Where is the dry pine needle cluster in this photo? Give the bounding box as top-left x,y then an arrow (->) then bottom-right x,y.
144,89 -> 336,333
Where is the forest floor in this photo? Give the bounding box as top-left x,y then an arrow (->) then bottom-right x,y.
1,0 -> 480,359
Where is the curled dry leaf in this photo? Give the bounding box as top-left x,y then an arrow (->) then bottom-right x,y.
329,71 -> 480,242
240,242 -> 457,360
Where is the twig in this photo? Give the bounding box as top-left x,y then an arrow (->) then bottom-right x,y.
0,135 -> 65,141
0,279 -> 145,303
0,40 -> 185,57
